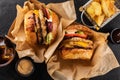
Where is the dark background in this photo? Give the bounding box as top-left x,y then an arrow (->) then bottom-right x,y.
0,0 -> 120,80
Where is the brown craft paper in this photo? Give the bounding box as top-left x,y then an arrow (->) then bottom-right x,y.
7,0 -> 76,63
47,28 -> 120,80
6,0 -> 119,79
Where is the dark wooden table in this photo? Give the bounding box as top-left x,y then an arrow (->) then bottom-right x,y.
0,0 -> 120,80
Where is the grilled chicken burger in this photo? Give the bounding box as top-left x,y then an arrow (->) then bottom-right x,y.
59,23 -> 94,60
24,6 -> 59,45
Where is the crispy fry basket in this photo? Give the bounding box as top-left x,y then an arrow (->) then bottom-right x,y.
80,0 -> 120,30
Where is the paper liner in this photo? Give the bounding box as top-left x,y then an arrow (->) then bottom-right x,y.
47,27 -> 120,80
6,0 -> 119,79
7,0 -> 76,63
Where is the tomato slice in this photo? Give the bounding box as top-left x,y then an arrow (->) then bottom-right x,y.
65,33 -> 87,39
45,8 -> 50,19
42,7 -> 50,19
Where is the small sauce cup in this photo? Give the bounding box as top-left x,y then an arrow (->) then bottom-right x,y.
15,57 -> 35,77
110,28 -> 120,44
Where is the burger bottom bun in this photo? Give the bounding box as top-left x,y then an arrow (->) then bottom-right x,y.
61,48 -> 94,60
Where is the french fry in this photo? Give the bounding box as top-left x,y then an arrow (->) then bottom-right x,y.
86,5 -> 95,18
91,1 -> 102,16
101,0 -> 116,17
93,14 -> 105,26
93,0 -> 100,2
86,1 -> 102,18
109,0 -> 116,16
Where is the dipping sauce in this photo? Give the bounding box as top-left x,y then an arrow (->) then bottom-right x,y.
16,57 -> 34,77
111,28 -> 120,44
